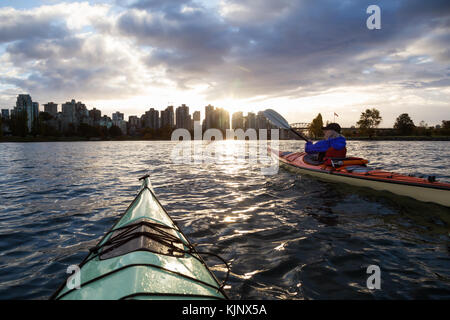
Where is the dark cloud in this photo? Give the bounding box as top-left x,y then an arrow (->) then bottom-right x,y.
0,0 -> 449,108
2,33 -> 145,100
0,4 -> 150,102
117,4 -> 240,79
0,9 -> 69,43
118,7 -> 234,51
113,0 -> 449,100
6,37 -> 84,62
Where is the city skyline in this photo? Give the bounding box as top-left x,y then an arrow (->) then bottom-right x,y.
2,92 -> 448,133
2,91 -> 449,141
4,93 -> 276,136
0,1 -> 449,127
1,93 -> 303,128
1,94 -> 248,125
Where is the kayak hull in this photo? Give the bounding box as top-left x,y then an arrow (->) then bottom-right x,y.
51,177 -> 227,300
272,150 -> 450,207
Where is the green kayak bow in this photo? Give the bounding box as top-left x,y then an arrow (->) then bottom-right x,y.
51,175 -> 228,300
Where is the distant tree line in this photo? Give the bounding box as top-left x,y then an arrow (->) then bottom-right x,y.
308,108 -> 449,138
350,109 -> 449,137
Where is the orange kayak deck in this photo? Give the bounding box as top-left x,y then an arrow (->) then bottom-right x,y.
270,149 -> 450,206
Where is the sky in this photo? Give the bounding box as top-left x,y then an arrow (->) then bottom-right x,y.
0,0 -> 449,127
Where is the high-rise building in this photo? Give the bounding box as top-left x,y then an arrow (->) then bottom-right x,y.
16,94 -> 32,110
193,111 -> 201,122
89,108 -> 101,123
128,115 -> 140,135
99,115 -> 112,129
204,104 -> 215,129
1,109 -> 10,134
15,94 -> 39,132
217,107 -> 230,132
128,116 -> 140,127
112,111 -> 124,122
77,104 -> 89,125
62,100 -> 76,126
61,99 -> 88,131
143,108 -> 159,129
32,102 -> 39,122
151,108 -> 160,129
202,105 -> 229,132
160,106 -> 174,128
245,112 -> 256,130
1,109 -> 9,120
256,111 -> 268,130
43,102 -> 58,117
232,111 -> 244,129
116,121 -> 127,134
112,111 -> 126,133
176,104 -> 191,129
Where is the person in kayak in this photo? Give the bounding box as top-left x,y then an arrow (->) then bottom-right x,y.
304,123 -> 347,164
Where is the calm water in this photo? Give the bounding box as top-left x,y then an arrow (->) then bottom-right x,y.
0,140 -> 449,300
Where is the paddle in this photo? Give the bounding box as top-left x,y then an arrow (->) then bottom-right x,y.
263,109 -> 309,142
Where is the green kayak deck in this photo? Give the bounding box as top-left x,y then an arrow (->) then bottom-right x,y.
51,176 -> 228,300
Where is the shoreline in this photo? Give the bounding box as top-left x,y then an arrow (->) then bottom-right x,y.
1,135 -> 450,143
345,136 -> 450,141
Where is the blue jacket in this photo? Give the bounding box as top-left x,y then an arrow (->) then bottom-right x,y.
305,136 -> 346,154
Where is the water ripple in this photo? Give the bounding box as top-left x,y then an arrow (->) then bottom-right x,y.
0,140 -> 449,300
